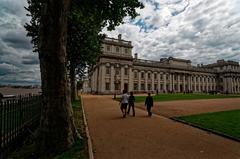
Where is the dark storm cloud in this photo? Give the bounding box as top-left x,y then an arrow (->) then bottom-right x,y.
0,0 -> 40,85
22,54 -> 39,65
0,63 -> 14,75
2,31 -> 32,50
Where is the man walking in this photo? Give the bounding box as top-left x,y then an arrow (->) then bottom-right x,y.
127,92 -> 135,116
145,93 -> 153,117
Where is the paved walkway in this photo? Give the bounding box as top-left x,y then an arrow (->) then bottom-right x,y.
82,95 -> 240,159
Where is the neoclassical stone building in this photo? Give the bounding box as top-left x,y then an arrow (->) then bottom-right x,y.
89,35 -> 240,94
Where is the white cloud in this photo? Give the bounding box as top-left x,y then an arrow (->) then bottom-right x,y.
104,0 -> 240,65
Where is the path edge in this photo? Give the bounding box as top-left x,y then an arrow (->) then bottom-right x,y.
80,95 -> 94,159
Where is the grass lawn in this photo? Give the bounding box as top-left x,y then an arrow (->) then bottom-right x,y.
176,109 -> 240,140
55,98 -> 88,159
9,98 -> 88,159
129,94 -> 240,103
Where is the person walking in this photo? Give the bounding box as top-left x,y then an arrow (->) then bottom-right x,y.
127,92 -> 135,116
120,90 -> 129,118
145,92 -> 153,117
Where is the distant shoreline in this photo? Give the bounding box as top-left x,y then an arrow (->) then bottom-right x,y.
0,87 -> 41,96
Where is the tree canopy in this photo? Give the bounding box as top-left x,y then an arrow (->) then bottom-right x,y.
24,0 -> 143,155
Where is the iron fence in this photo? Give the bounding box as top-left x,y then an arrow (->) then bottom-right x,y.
0,94 -> 42,158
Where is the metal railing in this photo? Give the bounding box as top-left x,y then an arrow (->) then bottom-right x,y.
0,94 -> 42,158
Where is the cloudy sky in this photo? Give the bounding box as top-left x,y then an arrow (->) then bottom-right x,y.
0,0 -> 240,85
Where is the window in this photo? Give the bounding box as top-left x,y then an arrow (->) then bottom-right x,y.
166,75 -> 169,80
124,68 -> 128,75
115,68 -> 120,75
148,84 -> 151,90
141,84 -> 145,90
160,74 -> 163,80
106,67 -> 110,74
105,83 -> 110,90
180,75 -> 183,80
124,48 -> 128,53
154,74 -> 157,79
174,84 -> 177,90
116,46 -> 119,52
134,83 -> 138,90
148,73 -> 151,79
115,83 -> 120,90
160,84 -> 163,90
174,76 -> 177,81
154,84 -> 157,90
107,45 -> 111,51
134,72 -> 138,78
141,72 -> 144,79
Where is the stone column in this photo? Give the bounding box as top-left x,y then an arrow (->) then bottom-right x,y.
110,65 -> 115,93
183,74 -> 186,92
198,76 -> 201,92
232,77 -> 235,94
227,77 -> 231,93
237,77 -> 240,93
94,68 -> 98,92
223,77 -> 227,93
172,73 -> 175,92
210,77 -> 212,91
163,74 -> 167,92
213,78 -> 216,91
202,76 -> 205,92
145,72 -> 148,92
152,73 -> 155,91
120,66 -> 124,92
188,75 -> 191,91
170,74 -> 172,92
101,65 -> 106,93
158,73 -> 161,92
138,71 -> 141,91
129,67 -> 133,92
177,74 -> 180,92
206,76 -> 209,92
237,78 -> 240,93
194,76 -> 197,92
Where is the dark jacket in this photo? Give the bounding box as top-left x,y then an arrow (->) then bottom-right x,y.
128,95 -> 135,105
145,96 -> 153,107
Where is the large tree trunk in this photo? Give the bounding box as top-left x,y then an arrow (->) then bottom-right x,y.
38,0 -> 78,156
70,64 -> 77,101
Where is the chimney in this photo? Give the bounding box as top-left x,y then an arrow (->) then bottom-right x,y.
134,53 -> 138,59
118,34 -> 122,40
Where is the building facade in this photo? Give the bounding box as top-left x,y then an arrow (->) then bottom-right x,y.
89,35 -> 240,94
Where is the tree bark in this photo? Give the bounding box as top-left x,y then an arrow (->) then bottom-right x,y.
70,64 -> 77,101
38,0 -> 78,155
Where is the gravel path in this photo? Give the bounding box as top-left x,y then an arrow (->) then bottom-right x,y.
83,95 -> 240,159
